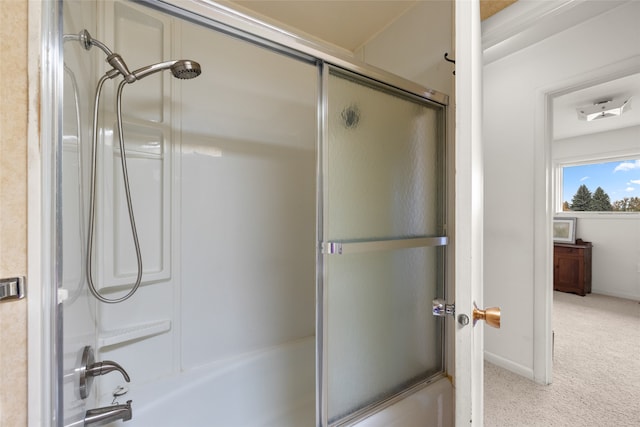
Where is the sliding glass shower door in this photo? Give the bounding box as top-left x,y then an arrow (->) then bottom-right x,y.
320,66 -> 447,426
56,2 -> 451,425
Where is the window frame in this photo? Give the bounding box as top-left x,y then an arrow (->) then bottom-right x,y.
554,152 -> 640,216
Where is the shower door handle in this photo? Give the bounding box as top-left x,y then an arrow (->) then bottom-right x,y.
0,276 -> 25,301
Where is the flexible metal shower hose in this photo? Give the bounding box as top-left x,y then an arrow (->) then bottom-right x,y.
86,75 -> 143,303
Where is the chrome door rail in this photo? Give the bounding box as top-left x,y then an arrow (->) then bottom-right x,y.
323,236 -> 448,255
141,0 -> 449,107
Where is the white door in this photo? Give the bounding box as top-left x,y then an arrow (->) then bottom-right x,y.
454,0 -> 487,425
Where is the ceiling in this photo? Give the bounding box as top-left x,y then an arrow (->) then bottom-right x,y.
553,73 -> 640,140
229,1 -> 515,52
231,1 -> 418,51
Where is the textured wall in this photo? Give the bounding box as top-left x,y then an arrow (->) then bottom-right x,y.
0,0 -> 28,425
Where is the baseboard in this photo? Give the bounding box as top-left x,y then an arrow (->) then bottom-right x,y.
590,289 -> 640,302
484,351 -> 534,380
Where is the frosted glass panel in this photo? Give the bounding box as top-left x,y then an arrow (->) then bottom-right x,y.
326,247 -> 443,422
324,68 -> 445,424
326,71 -> 443,241
180,19 -> 317,371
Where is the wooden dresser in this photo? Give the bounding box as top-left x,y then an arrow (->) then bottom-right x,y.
553,239 -> 592,296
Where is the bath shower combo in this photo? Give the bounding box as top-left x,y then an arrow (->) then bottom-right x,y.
64,29 -> 201,426
66,29 -> 202,305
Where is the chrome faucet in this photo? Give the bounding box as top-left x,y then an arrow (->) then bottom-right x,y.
84,400 -> 132,426
79,346 -> 131,399
85,359 -> 131,381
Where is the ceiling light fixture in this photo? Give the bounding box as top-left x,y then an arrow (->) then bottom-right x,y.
577,98 -> 630,121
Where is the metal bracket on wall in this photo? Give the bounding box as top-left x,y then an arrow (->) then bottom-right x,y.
444,52 -> 455,75
0,276 -> 25,302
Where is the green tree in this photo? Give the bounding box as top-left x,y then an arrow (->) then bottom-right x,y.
570,184 -> 592,211
590,187 -> 612,211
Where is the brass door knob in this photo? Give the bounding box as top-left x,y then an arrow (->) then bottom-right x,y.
473,304 -> 501,328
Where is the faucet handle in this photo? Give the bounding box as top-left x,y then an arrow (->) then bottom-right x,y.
79,346 -> 131,399
86,360 -> 131,382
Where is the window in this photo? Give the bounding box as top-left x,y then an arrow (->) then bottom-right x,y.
560,158 -> 640,212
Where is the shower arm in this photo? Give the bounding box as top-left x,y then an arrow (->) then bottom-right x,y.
64,30 -> 201,84
63,30 -> 111,56
64,29 -> 136,82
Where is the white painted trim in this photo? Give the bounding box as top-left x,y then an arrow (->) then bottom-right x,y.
482,0 -> 631,65
454,0 -> 483,425
484,351 -> 534,381
553,212 -> 640,220
590,290 -> 640,301
550,56 -> 640,97
27,1 -> 49,426
532,54 -> 640,388
482,0 -> 576,48
533,87 -> 554,386
554,148 -> 640,166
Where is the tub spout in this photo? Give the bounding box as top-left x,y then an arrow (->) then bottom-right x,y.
84,400 -> 132,426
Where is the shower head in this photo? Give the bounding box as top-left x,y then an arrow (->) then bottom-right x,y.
130,60 -> 202,82
170,60 -> 202,80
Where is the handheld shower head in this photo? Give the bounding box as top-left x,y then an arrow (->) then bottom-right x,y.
170,60 -> 202,80
130,60 -> 202,82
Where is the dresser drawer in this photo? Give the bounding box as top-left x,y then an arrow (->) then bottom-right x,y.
554,246 -> 583,256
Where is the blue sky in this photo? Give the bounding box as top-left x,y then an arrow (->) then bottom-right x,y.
563,159 -> 640,203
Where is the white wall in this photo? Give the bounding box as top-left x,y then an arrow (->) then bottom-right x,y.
483,1 -> 640,378
357,1 -> 453,95
554,125 -> 640,300
553,125 -> 640,162
569,216 -> 640,299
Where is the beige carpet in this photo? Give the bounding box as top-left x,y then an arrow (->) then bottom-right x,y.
484,291 -> 640,426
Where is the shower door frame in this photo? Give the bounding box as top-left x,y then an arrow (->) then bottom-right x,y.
30,0 -> 482,426
318,63 -> 450,426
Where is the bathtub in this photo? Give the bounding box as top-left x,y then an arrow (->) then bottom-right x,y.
127,337 -> 315,427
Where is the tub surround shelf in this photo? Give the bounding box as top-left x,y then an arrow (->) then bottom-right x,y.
98,320 -> 172,348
